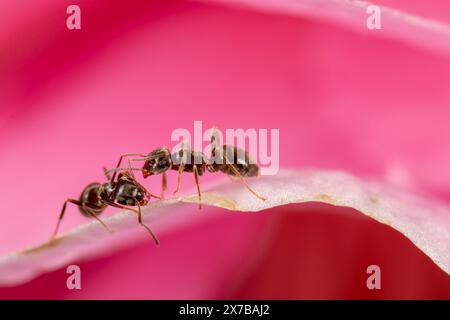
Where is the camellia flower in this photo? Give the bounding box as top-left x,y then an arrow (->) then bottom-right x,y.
0,0 -> 449,299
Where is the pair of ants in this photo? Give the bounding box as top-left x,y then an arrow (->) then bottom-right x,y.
52,129 -> 266,245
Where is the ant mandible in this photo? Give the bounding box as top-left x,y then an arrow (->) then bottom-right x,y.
52,168 -> 160,245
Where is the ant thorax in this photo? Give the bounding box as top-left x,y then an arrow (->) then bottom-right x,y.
115,177 -> 147,206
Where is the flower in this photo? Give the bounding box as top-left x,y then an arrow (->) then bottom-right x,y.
0,0 -> 449,299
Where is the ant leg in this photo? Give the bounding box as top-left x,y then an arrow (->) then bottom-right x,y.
140,185 -> 162,201
135,199 -> 160,246
174,140 -> 190,195
51,199 -> 111,239
111,153 -> 147,183
161,172 -> 167,198
136,176 -> 162,200
126,158 -> 137,180
81,205 -> 113,233
51,198 -> 80,239
103,167 -> 111,180
137,179 -> 162,200
105,167 -> 142,176
193,165 -> 202,210
223,157 -> 267,201
210,126 -> 220,156
105,200 -> 159,246
123,158 -> 161,200
173,163 -> 185,195
147,191 -> 162,200
227,174 -> 240,182
209,127 -> 219,165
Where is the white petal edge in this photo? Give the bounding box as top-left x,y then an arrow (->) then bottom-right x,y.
0,169 -> 449,286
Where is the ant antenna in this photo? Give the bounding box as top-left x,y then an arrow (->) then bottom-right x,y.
105,167 -> 142,175
103,167 -> 111,180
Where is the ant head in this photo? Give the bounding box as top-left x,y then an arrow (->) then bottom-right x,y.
134,185 -> 148,205
142,147 -> 172,178
138,195 -> 149,206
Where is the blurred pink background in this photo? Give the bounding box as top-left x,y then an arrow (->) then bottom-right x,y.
0,0 -> 449,299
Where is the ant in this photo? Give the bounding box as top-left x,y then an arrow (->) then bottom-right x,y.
106,128 -> 267,209
51,168 -> 160,245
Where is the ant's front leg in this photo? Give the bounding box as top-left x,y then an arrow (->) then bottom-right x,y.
110,153 -> 147,183
103,167 -> 111,181
193,165 -> 202,210
142,185 -> 162,201
51,198 -> 80,239
105,200 -> 159,246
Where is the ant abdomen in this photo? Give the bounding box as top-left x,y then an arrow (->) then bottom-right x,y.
231,162 -> 259,178
212,145 -> 259,178
78,183 -> 108,217
113,175 -> 148,206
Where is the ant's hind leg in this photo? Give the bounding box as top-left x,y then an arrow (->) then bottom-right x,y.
51,198 -> 80,239
161,172 -> 167,198
193,166 -> 202,210
224,159 -> 267,201
81,205 -> 113,233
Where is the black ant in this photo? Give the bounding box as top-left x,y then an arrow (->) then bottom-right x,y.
106,128 -> 267,209
51,168 -> 160,245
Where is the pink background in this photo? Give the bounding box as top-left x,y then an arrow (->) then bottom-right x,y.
0,0 -> 449,298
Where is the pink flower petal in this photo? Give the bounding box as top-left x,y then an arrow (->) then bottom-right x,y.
1,0 -> 450,298
206,0 -> 450,55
